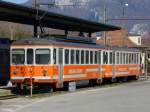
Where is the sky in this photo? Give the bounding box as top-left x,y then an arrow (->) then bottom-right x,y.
2,0 -> 29,4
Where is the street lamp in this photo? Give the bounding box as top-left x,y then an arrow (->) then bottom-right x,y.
120,1 -> 129,47
103,1 -> 129,47
103,0 -> 107,46
120,1 -> 129,18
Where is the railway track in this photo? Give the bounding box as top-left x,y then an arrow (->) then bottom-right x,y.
31,79 -> 145,98
0,77 -> 148,99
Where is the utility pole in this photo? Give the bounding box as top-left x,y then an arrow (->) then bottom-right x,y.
103,1 -> 107,46
9,24 -> 14,40
145,50 -> 148,80
33,0 -> 39,38
120,1 -> 128,47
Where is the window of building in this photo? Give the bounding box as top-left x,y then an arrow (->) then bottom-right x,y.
138,37 -> 141,44
36,49 -> 50,64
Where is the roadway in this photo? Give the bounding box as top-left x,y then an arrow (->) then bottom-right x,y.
0,80 -> 150,112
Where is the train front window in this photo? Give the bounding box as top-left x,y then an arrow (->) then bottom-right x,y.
36,49 -> 50,64
12,49 -> 25,65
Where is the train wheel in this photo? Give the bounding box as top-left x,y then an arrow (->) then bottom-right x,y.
56,81 -> 64,89
111,77 -> 116,83
63,82 -> 69,91
89,79 -> 97,86
123,77 -> 127,82
133,75 -> 139,80
97,78 -> 103,85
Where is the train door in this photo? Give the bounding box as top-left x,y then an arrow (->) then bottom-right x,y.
58,48 -> 64,87
26,48 -> 34,78
97,50 -> 102,83
98,50 -> 101,78
112,51 -> 116,81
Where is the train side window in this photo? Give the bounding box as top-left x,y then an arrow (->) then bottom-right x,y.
129,53 -> 130,64
103,51 -> 105,64
95,51 -> 98,64
53,49 -> 57,64
116,52 -> 119,64
65,49 -> 69,64
136,53 -> 139,64
27,49 -> 34,64
113,52 -> 115,64
138,53 -> 141,64
126,53 -> 128,64
134,53 -> 136,64
36,49 -> 50,64
76,50 -> 80,64
110,52 -> 113,64
135,53 -> 137,64
90,51 -> 93,64
123,53 -> 125,64
132,53 -> 134,64
81,50 -> 84,64
129,53 -> 132,64
136,53 -> 138,64
106,52 -> 108,64
86,50 -> 89,64
99,51 -> 101,64
120,52 -> 122,64
93,51 -> 95,64
71,50 -> 75,64
104,51 -> 108,64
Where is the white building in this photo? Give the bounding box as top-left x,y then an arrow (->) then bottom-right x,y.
128,34 -> 141,46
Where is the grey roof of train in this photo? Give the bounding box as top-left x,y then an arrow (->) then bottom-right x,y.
12,38 -> 140,52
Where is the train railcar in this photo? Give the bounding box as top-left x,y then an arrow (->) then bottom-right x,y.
10,36 -> 142,90
0,38 -> 11,85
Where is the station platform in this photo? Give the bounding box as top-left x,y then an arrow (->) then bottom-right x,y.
0,86 -> 13,97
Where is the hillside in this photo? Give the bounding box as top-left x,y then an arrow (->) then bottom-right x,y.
0,0 -> 150,41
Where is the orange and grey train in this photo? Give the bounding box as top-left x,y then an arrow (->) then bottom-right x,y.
10,36 -> 142,89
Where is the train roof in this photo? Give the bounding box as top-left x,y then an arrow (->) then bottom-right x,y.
0,1 -> 121,33
11,38 -> 140,52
